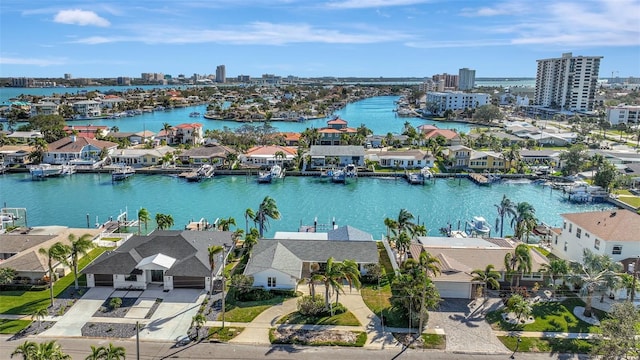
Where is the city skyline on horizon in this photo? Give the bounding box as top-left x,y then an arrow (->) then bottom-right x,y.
1,0 -> 638,79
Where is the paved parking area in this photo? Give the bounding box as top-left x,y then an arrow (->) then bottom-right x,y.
427,298 -> 509,354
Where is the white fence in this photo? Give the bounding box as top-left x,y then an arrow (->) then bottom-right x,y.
95,232 -> 132,248
380,238 -> 399,272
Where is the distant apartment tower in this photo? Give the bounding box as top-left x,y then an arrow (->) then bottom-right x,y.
64,73 -> 72,80
216,65 -> 226,83
418,79 -> 437,92
117,77 -> 131,86
141,72 -> 164,83
237,75 -> 251,83
432,73 -> 458,89
458,68 -> 476,91
606,105 -> 639,125
534,52 -> 602,112
11,77 -> 34,87
426,92 -> 490,115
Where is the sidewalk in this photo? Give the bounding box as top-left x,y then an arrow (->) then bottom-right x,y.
494,331 -> 601,340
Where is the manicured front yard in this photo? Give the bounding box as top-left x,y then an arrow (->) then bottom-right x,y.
270,328 -> 367,347
487,297 -> 605,334
499,336 -> 596,354
0,247 -> 111,315
207,326 -> 244,342
277,310 -> 361,326
0,319 -> 31,334
219,296 -> 288,323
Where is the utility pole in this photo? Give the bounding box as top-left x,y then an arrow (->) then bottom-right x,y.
136,321 -> 140,360
221,243 -> 230,329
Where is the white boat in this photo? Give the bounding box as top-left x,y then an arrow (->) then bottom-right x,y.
189,112 -> 201,117
406,167 -> 432,185
465,216 -> 491,237
112,165 -> 135,181
257,164 -> 283,183
185,164 -> 215,182
29,164 -> 64,179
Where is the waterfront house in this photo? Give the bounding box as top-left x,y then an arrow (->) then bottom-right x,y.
371,149 -> 435,169
520,149 -> 564,166
64,125 -> 109,139
524,132 -> 574,146
43,135 -> 118,167
6,131 -> 43,143
162,123 -> 204,145
446,145 -> 472,168
309,145 -> 365,168
421,128 -> 462,146
82,230 -> 234,291
414,237 -> 549,299
109,146 -> 174,168
550,210 -> 640,265
273,224 -> 375,242
178,144 -> 236,167
243,239 -> 378,290
107,130 -> 155,145
240,145 -> 297,168
318,117 -> 357,145
0,145 -> 33,166
280,132 -> 301,146
29,102 -> 59,117
72,100 -> 101,118
0,227 -> 101,285
468,151 -> 510,171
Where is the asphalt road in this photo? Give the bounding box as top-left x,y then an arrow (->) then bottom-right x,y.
0,336 -> 590,360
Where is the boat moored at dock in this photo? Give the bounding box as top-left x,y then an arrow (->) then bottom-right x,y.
28,164 -> 75,179
257,164 -> 284,183
111,164 -> 135,181
182,164 -> 215,182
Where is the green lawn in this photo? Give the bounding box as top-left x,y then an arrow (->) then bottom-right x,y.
421,334 -> 446,349
0,247 -> 111,315
207,326 -> 244,342
498,336 -> 595,354
219,296 -> 287,323
277,310 -> 361,326
0,319 -> 31,334
487,298 -> 605,334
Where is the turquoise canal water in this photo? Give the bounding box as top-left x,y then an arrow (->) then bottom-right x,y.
0,174 -> 614,238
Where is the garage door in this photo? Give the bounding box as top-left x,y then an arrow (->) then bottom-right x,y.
434,281 -> 470,299
94,274 -> 114,287
173,276 -> 205,289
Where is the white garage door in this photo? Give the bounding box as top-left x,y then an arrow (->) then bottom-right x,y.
434,281 -> 471,299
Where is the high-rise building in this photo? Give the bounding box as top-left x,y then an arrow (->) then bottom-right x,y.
432,73 -> 458,89
117,77 -> 131,86
534,52 -> 602,112
64,73 -> 72,80
458,68 -> 476,91
216,65 -> 226,83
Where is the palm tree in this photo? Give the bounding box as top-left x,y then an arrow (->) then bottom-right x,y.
162,122 -> 173,144
244,208 -> 255,235
511,202 -> 536,240
506,294 -> 532,324
244,228 -> 259,253
217,216 -> 236,231
393,231 -> 412,263
68,233 -> 94,289
471,264 -> 501,298
85,345 -> 102,360
192,313 -> 206,340
504,243 -> 532,289
39,242 -> 71,308
254,196 -> 281,238
334,259 -> 361,305
155,213 -> 174,230
541,258 -> 569,298
396,208 -> 416,235
11,341 -> 37,360
494,195 -> 516,238
97,343 -> 126,360
12,340 -> 70,360
318,257 -> 346,308
383,217 -> 398,240
570,249 -> 622,317
31,308 -> 48,331
404,251 -> 441,279
208,245 -> 224,295
137,208 -> 151,235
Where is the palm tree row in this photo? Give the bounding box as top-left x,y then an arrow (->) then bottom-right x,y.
494,195 -> 538,242
11,340 -> 125,360
302,257 -> 361,309
384,208 -> 426,262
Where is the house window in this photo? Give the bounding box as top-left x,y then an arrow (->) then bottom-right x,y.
576,228 -> 581,239
594,239 -> 600,250
267,277 -> 277,287
564,241 -> 568,252
569,224 -> 572,233
612,246 -> 622,255
563,221 -> 566,229
125,274 -> 137,282
554,235 -> 558,245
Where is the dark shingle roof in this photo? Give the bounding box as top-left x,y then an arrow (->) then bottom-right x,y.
327,225 -> 374,241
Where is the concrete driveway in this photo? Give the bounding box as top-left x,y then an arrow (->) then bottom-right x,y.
40,287 -> 114,337
141,289 -> 206,341
427,298 -> 510,354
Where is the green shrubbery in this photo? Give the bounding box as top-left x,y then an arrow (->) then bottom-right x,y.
109,297 -> 122,310
297,295 -> 346,317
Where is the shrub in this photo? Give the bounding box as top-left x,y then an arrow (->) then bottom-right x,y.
297,295 -> 326,316
237,288 -> 274,302
362,264 -> 383,284
270,289 -> 297,298
109,297 -> 122,310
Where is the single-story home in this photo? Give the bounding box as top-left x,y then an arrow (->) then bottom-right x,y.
244,239 -> 378,290
0,226 -> 102,285
178,145 -> 236,167
308,145 -> 365,169
240,145 -> 297,168
370,149 -> 435,169
411,236 -> 549,299
109,146 -> 174,168
0,145 -> 33,165
274,224 -> 375,241
82,230 -> 234,291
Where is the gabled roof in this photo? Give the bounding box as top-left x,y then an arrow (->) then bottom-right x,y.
327,225 -> 374,241
82,230 -> 233,277
561,210 -> 640,242
244,145 -> 297,157
327,118 -> 348,125
423,129 -> 460,139
47,136 -> 117,153
174,123 -> 203,129
244,242 -> 302,278
309,145 -> 365,157
180,145 -> 234,158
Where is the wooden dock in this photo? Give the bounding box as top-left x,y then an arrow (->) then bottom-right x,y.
468,173 -> 489,185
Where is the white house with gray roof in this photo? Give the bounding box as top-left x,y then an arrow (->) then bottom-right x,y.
82,230 -> 233,291
244,239 -> 378,290
309,145 -> 365,169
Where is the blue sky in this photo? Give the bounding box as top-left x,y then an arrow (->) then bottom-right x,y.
1,0 -> 639,79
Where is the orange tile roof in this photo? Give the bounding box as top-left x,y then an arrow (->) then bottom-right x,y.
319,128 -> 342,134
327,118 -> 348,125
245,145 -> 297,156
175,123 -> 202,129
562,210 -> 640,242
280,132 -> 301,141
424,129 -> 459,139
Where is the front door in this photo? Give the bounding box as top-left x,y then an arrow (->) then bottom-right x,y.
151,270 -> 164,283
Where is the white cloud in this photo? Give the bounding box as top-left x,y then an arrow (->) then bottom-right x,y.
405,39 -> 512,49
73,22 -> 410,45
460,2 -> 529,17
54,9 -> 110,27
0,56 -> 66,66
326,0 -> 431,9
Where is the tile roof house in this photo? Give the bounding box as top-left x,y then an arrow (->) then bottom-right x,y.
371,149 -> 435,169
43,136 -> 118,167
415,236 -> 549,299
178,145 -> 236,167
109,146 -> 174,168
421,128 -> 462,146
550,209 -> 640,264
82,230 -> 234,291
309,145 -> 365,168
319,117 -> 357,145
244,239 -> 378,290
240,145 -> 297,168
0,226 -> 102,285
